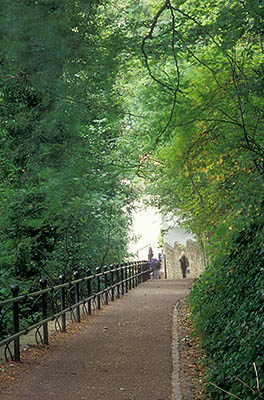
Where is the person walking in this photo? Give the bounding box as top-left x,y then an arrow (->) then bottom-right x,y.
178,251 -> 189,278
148,246 -> 153,262
150,257 -> 161,279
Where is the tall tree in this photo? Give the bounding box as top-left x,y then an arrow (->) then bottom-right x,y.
0,0 -> 140,286
117,0 -> 264,250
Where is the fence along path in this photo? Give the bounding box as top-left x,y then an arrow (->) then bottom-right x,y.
0,261 -> 150,363
0,278 -> 193,400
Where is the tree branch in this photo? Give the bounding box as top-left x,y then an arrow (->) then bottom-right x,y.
141,0 -> 174,92
231,63 -> 264,178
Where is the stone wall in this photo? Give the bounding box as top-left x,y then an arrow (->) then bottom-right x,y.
164,239 -> 205,279
162,243 -> 176,278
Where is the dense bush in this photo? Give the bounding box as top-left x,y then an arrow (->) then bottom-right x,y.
189,216 -> 264,399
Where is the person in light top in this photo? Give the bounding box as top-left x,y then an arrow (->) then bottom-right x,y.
178,251 -> 189,278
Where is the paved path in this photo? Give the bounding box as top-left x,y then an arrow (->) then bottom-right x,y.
0,279 -> 193,400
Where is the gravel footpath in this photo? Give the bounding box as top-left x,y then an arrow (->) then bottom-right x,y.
0,279 -> 193,400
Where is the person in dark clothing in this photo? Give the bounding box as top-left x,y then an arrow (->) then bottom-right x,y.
178,251 -> 189,278
148,246 -> 153,262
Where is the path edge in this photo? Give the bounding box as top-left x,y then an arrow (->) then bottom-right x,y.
171,301 -> 182,400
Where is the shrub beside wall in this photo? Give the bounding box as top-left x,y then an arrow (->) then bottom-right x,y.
188,220 -> 264,399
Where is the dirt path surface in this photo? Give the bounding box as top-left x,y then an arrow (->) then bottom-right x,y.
0,279 -> 193,400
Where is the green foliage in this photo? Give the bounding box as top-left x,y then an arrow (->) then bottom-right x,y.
117,1 -> 264,398
1,2 -> 264,396
189,216 -> 264,399
115,0 -> 264,263
0,0 -> 141,286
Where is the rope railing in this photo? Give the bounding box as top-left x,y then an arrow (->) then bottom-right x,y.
0,260 -> 151,362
